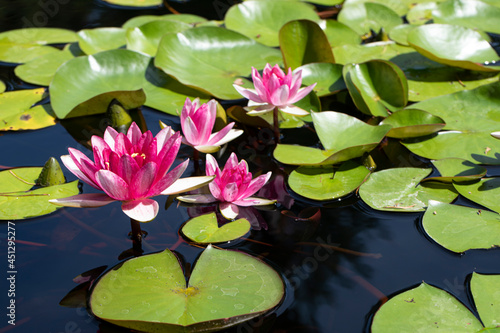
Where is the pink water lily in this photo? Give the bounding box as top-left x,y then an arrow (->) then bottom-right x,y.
180,98 -> 243,153
233,63 -> 316,117
177,153 -> 275,219
49,122 -> 214,222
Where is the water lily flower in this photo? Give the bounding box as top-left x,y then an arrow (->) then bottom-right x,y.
49,122 -> 214,222
180,98 -> 243,153
233,63 -> 316,117
177,153 -> 275,219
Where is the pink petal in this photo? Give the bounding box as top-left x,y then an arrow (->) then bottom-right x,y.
253,75 -> 268,102
156,125 -> 175,151
270,85 -> 290,106
156,132 -> 182,178
222,182 -> 239,202
117,155 -> 140,184
288,83 -> 316,104
176,194 -> 218,204
96,170 -> 130,200
233,85 -> 265,104
65,150 -> 100,189
181,97 -> 193,125
121,199 -> 159,222
127,122 -> 143,146
131,162 -> 157,198
208,128 -> 243,147
237,171 -> 272,200
219,202 -> 239,220
148,159 -> 188,196
49,193 -> 115,208
182,116 -> 200,145
103,126 -> 119,150
206,122 -> 234,146
205,154 -> 220,177
91,136 -> 110,169
161,175 -> 215,195
289,69 -> 303,96
114,133 -> 132,156
197,100 -> 217,142
233,197 -> 276,207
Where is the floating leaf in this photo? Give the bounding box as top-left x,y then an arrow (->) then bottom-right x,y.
343,59 -> 408,116
90,246 -> 284,331
155,26 -> 282,100
77,28 -> 127,55
359,168 -> 458,212
408,24 -> 500,72
122,14 -> 207,29
0,80 -> 5,93
181,212 -> 251,243
50,49 -> 150,118
338,2 -> 402,36
388,24 -> 415,46
319,19 -> 361,47
422,201 -> 500,252
471,273 -> 500,328
295,63 -> 345,97
407,2 -> 439,25
280,20 -> 335,70
433,0 -> 500,34
381,109 -> 445,139
454,178 -> 500,214
343,0 -> 410,16
0,42 -> 60,64
224,1 -> 319,47
425,158 -> 486,183
100,0 -> 161,7
288,161 -> 369,201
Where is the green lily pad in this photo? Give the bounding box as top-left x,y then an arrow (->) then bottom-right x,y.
380,109 -> 445,139
224,1 -> 319,47
388,24 -> 416,46
126,20 -> 192,56
181,212 -> 251,243
279,20 -> 335,70
288,161 -> 370,201
359,168 -> 458,212
122,14 -> 207,29
425,158 -> 487,183
100,0 -> 162,7
343,0 -> 413,16
333,41 -> 413,65
0,80 -> 5,93
155,26 -> 282,100
471,273 -> 500,328
422,201 -> 500,252
371,282 -> 484,332
295,63 -> 345,97
14,44 -> 82,86
319,19 -> 361,47
407,2 -> 439,25
50,49 -> 150,118
90,246 -> 284,331
343,59 -> 408,116
338,2 -> 403,36
0,41 -> 60,64
0,27 -> 77,44
433,0 -> 500,35
454,178 -> 500,214
77,28 -> 127,55
0,167 -> 79,220
408,24 -> 500,72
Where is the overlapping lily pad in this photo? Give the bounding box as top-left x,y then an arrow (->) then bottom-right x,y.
181,212 -> 251,243
359,168 -> 458,212
433,0 -> 500,34
424,158 -> 486,183
371,274 -> 500,332
422,201 -> 500,252
406,2 -> 438,25
77,28 -> 127,55
319,19 -> 361,47
295,63 -> 345,97
90,246 -> 284,332
288,161 -> 370,201
0,80 -> 5,93
224,0 -> 319,47
0,167 -> 79,220
408,24 -> 500,72
388,25 -> 415,46
338,2 -> 402,36
380,109 -> 445,139
454,178 -> 500,214
155,26 -> 282,100
122,14 -> 207,29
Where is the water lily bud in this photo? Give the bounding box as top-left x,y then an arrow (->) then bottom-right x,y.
106,99 -> 132,133
36,157 -> 66,187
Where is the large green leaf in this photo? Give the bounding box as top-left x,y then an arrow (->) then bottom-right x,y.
319,19 -> 361,47
433,0 -> 500,34
425,158 -> 486,183
224,0 -> 319,47
280,20 -> 335,70
122,14 -> 207,29
90,246 -> 284,331
338,2 -> 403,36
50,49 -> 150,118
359,168 -> 458,212
295,63 -> 345,97
380,109 -> 445,139
77,28 -> 127,55
288,161 -> 370,200
470,273 -> 500,329
408,24 -> 500,72
343,60 -> 408,116
0,42 -> 60,64
181,213 -> 251,243
454,178 -> 500,214
155,26 -> 282,100
343,0 -> 417,16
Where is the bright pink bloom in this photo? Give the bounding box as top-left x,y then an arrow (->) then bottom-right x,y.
50,122 -> 213,222
233,63 -> 316,117
177,153 -> 275,219
181,98 -> 243,153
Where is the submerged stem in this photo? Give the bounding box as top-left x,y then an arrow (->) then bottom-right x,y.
273,106 -> 280,143
130,218 -> 143,253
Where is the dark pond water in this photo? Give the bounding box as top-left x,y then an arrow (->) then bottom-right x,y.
1,1 -> 500,333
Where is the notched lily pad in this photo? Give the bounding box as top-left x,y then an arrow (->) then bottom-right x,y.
90,246 -> 284,332
295,63 -> 345,97
381,109 -> 445,139
337,2 -> 402,36
181,212 -> 251,244
424,158 -> 486,183
454,178 -> 500,214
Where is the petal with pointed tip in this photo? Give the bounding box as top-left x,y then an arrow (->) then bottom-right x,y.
127,122 -> 143,145
182,116 -> 200,145
288,83 -> 316,104
122,199 -> 159,222
279,105 -> 309,116
492,131 -> 500,139
233,85 -> 265,104
49,193 -> 116,208
131,162 -> 157,198
62,154 -> 100,189
246,105 -> 275,114
149,159 -> 188,195
96,170 -> 130,200
161,175 -> 215,195
209,128 -> 244,147
234,197 -> 276,207
220,202 -> 239,220
239,171 -> 272,199
176,194 -> 218,203
104,126 -> 119,150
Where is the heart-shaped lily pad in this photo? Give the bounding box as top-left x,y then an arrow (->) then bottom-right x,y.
224,0 -> 319,47
359,168 -> 458,212
338,2 -> 402,36
422,201 -> 500,252
424,158 -> 486,183
408,24 -> 500,72
454,178 -> 500,214
288,160 -> 370,201
155,26 -> 282,100
295,63 -> 345,97
380,109 -> 445,139
279,19 -> 335,70
90,246 -> 284,332
50,49 -> 150,118
77,28 -> 127,55
433,0 -> 500,34
343,60 -> 408,117
181,212 -> 251,243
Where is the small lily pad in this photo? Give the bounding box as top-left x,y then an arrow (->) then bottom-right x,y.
422,201 -> 500,252
380,109 -> 445,139
454,178 -> 500,214
77,28 -> 127,55
90,246 -> 284,331
181,212 -> 251,243
359,168 -> 458,212
424,158 -> 487,183
338,2 -> 402,36
295,63 -> 345,97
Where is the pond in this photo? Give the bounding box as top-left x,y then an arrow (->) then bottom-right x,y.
1,0 -> 500,332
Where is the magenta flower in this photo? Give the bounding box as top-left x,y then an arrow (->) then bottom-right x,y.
233,63 -> 316,117
180,98 -> 243,153
177,153 -> 275,219
49,122 -> 214,222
